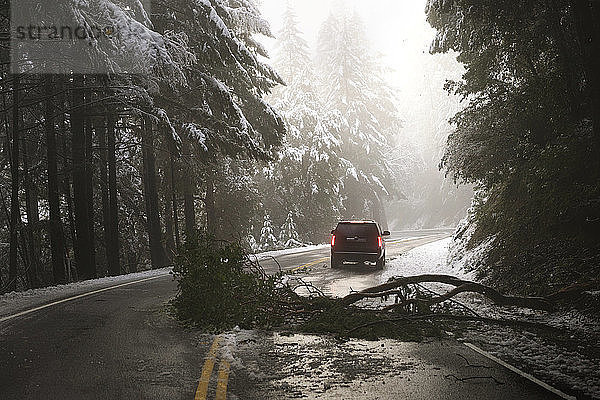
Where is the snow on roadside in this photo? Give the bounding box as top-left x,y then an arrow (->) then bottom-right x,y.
0,267 -> 172,318
381,238 -> 473,282
0,242 -> 326,318
380,238 -> 600,399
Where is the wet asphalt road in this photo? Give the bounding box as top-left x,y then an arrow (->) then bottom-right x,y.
256,229 -> 456,297
0,230 -> 566,399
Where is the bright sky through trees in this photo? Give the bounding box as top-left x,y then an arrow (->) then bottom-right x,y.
259,0 -> 441,94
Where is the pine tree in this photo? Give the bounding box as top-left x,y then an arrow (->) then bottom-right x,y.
247,233 -> 259,253
279,212 -> 301,248
152,0 -> 285,162
316,11 -> 401,221
259,214 -> 279,251
259,4 -> 343,243
428,0 -> 600,292
273,5 -> 311,84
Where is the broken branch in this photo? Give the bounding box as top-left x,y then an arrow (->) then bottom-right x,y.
340,275 -> 554,311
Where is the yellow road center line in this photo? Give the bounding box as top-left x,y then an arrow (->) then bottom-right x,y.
195,336 -> 221,400
291,257 -> 329,272
215,360 -> 231,400
199,234 -> 448,399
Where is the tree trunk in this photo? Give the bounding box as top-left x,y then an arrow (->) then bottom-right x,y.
85,91 -> 96,274
8,74 -> 21,292
164,186 -> 175,262
72,74 -> 95,280
205,173 -> 216,235
163,150 -> 176,262
45,75 -> 66,284
182,140 -> 196,240
59,76 -> 75,281
107,113 -> 120,276
22,100 -> 41,288
99,115 -> 110,276
61,95 -> 76,281
141,116 -> 167,269
171,154 -> 181,249
183,180 -> 196,240
1,81 -> 8,289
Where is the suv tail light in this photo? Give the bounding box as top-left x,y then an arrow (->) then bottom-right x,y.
331,235 -> 336,247
377,236 -> 382,249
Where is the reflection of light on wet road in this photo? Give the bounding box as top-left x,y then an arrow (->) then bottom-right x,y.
328,271 -> 381,297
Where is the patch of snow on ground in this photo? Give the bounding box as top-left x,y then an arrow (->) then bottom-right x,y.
0,267 -> 172,318
380,238 -> 600,399
382,238 -> 473,282
220,328 -> 269,381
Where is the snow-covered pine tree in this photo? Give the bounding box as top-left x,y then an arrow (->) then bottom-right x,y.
316,11 -> 401,222
273,5 -> 311,84
150,0 -> 287,239
259,214 -> 279,251
152,0 -> 286,160
279,212 -> 302,248
258,4 -> 343,242
14,0 -> 191,78
247,233 -> 259,253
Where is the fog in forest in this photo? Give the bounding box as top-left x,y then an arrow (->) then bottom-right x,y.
2,1 -> 600,398
260,0 -> 473,231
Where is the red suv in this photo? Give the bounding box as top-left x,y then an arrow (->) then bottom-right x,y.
330,221 -> 390,270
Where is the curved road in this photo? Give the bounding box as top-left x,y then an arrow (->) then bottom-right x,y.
0,230 -> 568,399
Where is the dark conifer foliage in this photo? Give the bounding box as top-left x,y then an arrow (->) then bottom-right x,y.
0,0 -> 286,292
427,0 -> 600,294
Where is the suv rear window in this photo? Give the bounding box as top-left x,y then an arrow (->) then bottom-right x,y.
336,223 -> 379,236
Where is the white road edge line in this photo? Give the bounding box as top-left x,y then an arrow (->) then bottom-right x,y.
0,274 -> 170,323
463,342 -> 576,400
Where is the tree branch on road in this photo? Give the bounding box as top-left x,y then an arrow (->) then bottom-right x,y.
340,274 -> 556,311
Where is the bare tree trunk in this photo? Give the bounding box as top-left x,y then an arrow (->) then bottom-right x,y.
45,75 -> 66,284
58,77 -> 75,281
107,113 -> 120,275
8,74 -> 21,291
22,106 -> 40,288
1,83 -> 8,289
183,180 -> 196,240
141,116 -> 167,269
205,173 -> 216,235
182,140 -> 196,240
164,185 -> 175,261
99,115 -> 110,276
171,153 -> 181,249
61,101 -> 75,281
85,91 -> 96,274
163,149 -> 176,261
72,75 -> 95,280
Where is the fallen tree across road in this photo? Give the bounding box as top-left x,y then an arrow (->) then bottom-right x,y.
340,274 -> 554,311
173,235 -> 599,340
339,274 -> 600,315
